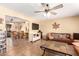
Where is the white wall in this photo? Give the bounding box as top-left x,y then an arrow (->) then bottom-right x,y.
0,15 -> 6,31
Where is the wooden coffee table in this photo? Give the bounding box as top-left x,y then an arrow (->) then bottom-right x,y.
40,42 -> 73,56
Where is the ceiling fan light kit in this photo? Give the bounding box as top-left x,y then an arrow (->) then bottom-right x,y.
43,12 -> 51,17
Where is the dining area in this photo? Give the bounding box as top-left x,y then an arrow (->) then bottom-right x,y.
6,16 -> 29,40
11,31 -> 28,40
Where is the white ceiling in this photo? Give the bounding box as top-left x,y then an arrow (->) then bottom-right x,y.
0,3 -> 79,20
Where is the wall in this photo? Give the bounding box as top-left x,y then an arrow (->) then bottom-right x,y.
39,16 -> 79,35
0,15 -> 6,31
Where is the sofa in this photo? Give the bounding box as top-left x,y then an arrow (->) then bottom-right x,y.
46,33 -> 74,44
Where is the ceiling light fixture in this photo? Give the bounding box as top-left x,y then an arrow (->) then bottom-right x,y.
43,12 -> 51,17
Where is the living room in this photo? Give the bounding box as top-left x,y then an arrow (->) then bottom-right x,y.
0,3 -> 79,56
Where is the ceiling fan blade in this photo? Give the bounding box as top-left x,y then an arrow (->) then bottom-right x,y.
50,12 -> 57,15
49,4 -> 63,11
41,3 -> 49,7
34,11 -> 45,13
41,3 -> 46,6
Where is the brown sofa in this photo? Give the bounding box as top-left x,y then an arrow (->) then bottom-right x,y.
46,33 -> 74,45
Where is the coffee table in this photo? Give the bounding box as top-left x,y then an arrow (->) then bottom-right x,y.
40,41 -> 73,56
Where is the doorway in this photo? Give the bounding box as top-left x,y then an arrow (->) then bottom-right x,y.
5,15 -> 29,40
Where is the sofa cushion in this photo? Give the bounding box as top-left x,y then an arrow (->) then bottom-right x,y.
49,36 -> 54,39
59,34 -> 63,39
62,34 -> 67,39
48,33 -> 54,39
54,34 -> 59,39
66,34 -> 71,39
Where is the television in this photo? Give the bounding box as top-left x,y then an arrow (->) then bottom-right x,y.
32,23 -> 39,30
73,33 -> 79,39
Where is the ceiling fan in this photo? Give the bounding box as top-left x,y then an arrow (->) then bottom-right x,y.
34,3 -> 63,16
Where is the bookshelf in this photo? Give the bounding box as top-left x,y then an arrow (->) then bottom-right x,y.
0,31 -> 6,54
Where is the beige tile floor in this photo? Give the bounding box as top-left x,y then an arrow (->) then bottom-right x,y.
0,38 -> 77,56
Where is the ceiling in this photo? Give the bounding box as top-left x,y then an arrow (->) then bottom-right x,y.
0,3 -> 79,20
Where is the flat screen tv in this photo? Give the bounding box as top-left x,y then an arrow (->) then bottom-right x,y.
32,23 -> 39,30
73,33 -> 79,40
